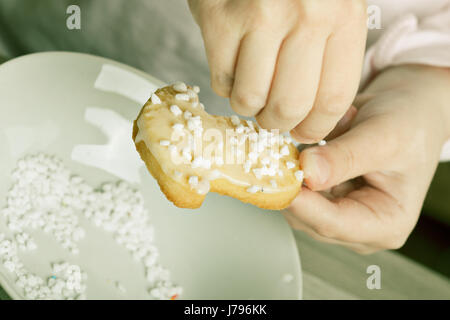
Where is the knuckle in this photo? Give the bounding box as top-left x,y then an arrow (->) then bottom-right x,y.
297,2 -> 333,31
272,102 -> 292,122
298,0 -> 366,29
231,91 -> 265,115
297,1 -> 320,23
332,0 -> 366,20
316,93 -> 351,118
271,100 -> 307,123
246,1 -> 295,31
293,125 -> 328,142
196,1 -> 221,27
301,11 -> 324,29
348,0 -> 368,18
248,4 -> 270,26
341,0 -> 368,27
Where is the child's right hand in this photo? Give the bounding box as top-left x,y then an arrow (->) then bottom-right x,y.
188,0 -> 367,143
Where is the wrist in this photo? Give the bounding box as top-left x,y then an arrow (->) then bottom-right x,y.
413,65 -> 450,143
365,65 -> 450,141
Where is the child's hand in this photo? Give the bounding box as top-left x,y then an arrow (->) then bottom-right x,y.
284,65 -> 450,253
188,0 -> 367,142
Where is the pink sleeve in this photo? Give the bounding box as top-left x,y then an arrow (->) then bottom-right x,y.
361,3 -> 450,162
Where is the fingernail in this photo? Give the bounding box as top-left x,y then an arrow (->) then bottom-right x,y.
297,138 -> 317,144
289,129 -> 320,145
303,151 -> 330,186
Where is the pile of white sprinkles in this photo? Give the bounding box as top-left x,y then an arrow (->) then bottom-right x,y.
0,234 -> 87,299
0,153 -> 182,300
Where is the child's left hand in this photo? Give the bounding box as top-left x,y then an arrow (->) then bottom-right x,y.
284,65 -> 450,253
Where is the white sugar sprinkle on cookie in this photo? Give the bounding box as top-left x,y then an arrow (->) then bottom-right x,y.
151,93 -> 161,105
188,176 -> 199,187
280,145 -> 290,156
286,161 -> 295,169
247,185 -> 261,193
294,170 -> 304,182
159,140 -> 170,146
270,179 -> 278,188
170,105 -> 182,116
175,93 -> 190,101
231,115 -> 240,126
172,123 -> 184,131
183,111 -> 192,120
172,81 -> 187,92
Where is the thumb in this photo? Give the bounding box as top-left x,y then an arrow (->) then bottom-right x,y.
300,115 -> 397,191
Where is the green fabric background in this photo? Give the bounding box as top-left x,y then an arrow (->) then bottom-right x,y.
0,287 -> 10,300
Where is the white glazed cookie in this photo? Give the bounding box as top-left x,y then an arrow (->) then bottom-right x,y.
132,83 -> 303,210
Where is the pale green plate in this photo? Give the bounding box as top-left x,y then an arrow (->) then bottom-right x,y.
0,52 -> 302,300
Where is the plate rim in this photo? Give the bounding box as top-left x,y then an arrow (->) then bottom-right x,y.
0,51 -> 302,300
